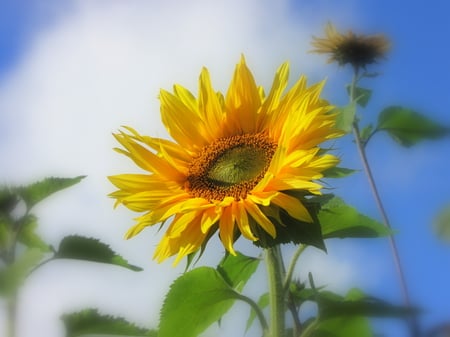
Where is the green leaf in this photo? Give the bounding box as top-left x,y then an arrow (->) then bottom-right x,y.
433,204 -> 450,242
377,106 -> 450,147
319,197 -> 393,239
16,176 -> 86,210
217,252 -> 260,292
55,235 -> 142,271
318,288 -> 418,319
360,124 -> 374,143
347,86 -> 372,108
322,167 -> 357,178
333,103 -> 356,133
159,267 -> 239,337
252,200 -> 326,251
0,248 -> 45,296
17,215 -> 51,252
62,309 -> 156,337
246,293 -> 269,331
310,316 -> 373,337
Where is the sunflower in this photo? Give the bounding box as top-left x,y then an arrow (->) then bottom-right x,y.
109,56 -> 342,264
311,22 -> 390,69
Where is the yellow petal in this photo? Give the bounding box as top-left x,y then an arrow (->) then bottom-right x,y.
243,199 -> 276,238
271,193 -> 313,223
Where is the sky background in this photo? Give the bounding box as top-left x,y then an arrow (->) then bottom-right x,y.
0,1 -> 449,337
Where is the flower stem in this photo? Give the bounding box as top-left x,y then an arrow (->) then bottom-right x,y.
265,246 -> 286,337
349,71 -> 419,336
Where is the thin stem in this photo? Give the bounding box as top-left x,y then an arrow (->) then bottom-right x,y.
265,246 -> 286,337
349,72 -> 419,336
283,244 -> 306,292
234,293 -> 269,333
7,294 -> 17,337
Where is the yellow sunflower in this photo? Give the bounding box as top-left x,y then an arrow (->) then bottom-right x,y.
109,56 -> 342,264
311,22 -> 390,69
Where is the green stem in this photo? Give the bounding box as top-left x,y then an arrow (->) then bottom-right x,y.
7,294 -> 17,337
234,293 -> 269,333
283,244 -> 306,292
349,70 -> 419,337
265,246 -> 286,337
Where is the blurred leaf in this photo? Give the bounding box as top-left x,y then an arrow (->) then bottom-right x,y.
55,235 -> 142,271
62,309 -> 156,337
377,106 -> 450,147
319,197 -> 393,239
246,293 -> 269,331
0,188 -> 18,216
434,204 -> 450,242
0,248 -> 44,296
322,167 -> 357,178
159,267 -> 239,337
0,219 -> 9,250
360,124 -> 374,143
318,288 -> 418,319
17,215 -> 51,252
16,176 -> 86,210
217,252 -> 260,292
347,86 -> 372,107
333,103 -> 356,133
310,316 -> 373,337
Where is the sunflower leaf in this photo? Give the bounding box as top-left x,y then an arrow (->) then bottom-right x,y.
346,85 -> 372,108
54,235 -> 142,271
217,251 -> 260,292
322,167 -> 357,178
433,204 -> 450,243
17,215 -> 52,252
15,176 -> 86,210
252,202 -> 326,251
309,317 -> 372,337
333,103 -> 356,133
62,308 -> 156,337
0,248 -> 45,296
317,288 -> 418,319
377,106 -> 450,147
159,267 -> 239,337
319,197 -> 393,239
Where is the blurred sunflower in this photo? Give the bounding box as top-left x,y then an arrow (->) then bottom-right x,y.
109,56 -> 342,264
311,22 -> 390,69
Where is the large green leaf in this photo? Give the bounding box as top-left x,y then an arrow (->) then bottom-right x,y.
16,176 -> 86,210
319,197 -> 393,239
333,103 -> 356,133
62,309 -> 156,337
346,85 -> 372,108
0,248 -> 45,296
159,267 -> 240,337
217,252 -> 260,292
55,235 -> 142,271
377,106 -> 450,147
17,215 -> 51,252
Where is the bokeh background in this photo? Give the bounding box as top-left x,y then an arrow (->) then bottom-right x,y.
0,1 -> 449,336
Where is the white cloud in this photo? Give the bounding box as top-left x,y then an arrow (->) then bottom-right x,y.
0,1 -> 364,336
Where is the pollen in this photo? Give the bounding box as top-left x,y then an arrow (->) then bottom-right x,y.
186,132 -> 277,201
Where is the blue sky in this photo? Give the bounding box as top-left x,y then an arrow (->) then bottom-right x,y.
1,1 -> 449,337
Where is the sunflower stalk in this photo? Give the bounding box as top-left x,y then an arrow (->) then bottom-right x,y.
349,69 -> 420,337
265,246 -> 286,337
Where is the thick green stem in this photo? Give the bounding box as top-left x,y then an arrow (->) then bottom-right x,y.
7,294 -> 17,337
265,246 -> 286,337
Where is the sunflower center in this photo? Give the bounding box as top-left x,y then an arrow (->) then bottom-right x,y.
186,133 -> 277,201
